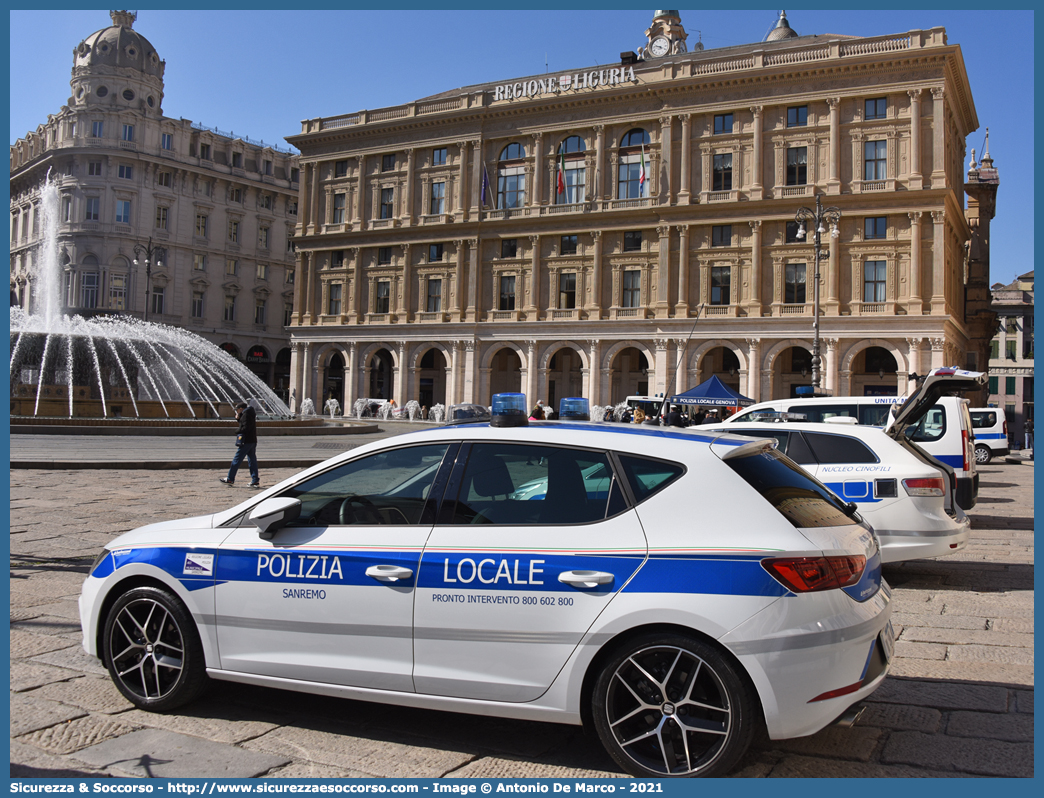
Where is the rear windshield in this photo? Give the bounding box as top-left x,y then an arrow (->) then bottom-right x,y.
724,447 -> 859,528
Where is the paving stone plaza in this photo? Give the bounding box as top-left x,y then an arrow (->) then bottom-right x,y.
9,430 -> 1034,779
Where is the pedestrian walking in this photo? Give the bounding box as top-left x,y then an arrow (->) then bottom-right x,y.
1025,418 -> 1034,459
666,405 -> 687,428
220,402 -> 260,488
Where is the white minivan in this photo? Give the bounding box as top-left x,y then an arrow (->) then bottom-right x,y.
969,408 -> 1009,464
725,368 -> 986,510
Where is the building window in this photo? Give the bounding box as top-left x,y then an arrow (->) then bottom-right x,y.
559,272 -> 576,309
865,98 -> 887,120
158,171 -> 172,188
377,246 -> 392,265
710,266 -> 730,306
785,221 -> 801,243
786,147 -> 807,186
561,234 -> 578,255
202,182 -> 212,197
623,231 -> 642,252
199,143 -> 211,160
375,281 -> 390,313
195,214 -> 208,237
193,253 -> 207,271
256,262 -> 268,281
1006,376 -> 1017,395
430,181 -> 445,214
382,154 -> 396,172
617,128 -> 650,199
228,220 -> 239,243
264,160 -> 272,176
285,268 -> 295,284
109,274 -> 127,310
864,141 -> 887,181
787,106 -> 808,127
863,260 -> 887,302
332,193 -> 346,224
259,227 -> 270,249
497,142 -> 526,209
284,303 -> 293,327
226,259 -> 240,277
151,286 -> 164,316
711,225 -> 732,247
1005,317 -> 1018,335
712,154 -> 732,191
785,263 -> 807,304
260,195 -> 272,210
91,121 -> 103,138
155,206 -> 168,230
501,239 -> 517,258
990,340 -> 999,360
287,237 -> 296,253
429,242 -> 444,262
231,152 -> 242,169
161,132 -> 173,150
79,272 -> 99,308
230,188 -> 242,204
555,135 -> 587,205
1007,340 -> 1017,361
330,251 -> 345,270
380,188 -> 394,219
287,200 -> 298,215
989,376 -> 998,395
714,113 -> 733,135
191,292 -> 204,318
118,164 -> 133,180
115,200 -> 131,223
327,285 -> 341,316
85,198 -> 100,221
334,159 -> 348,178
290,168 -> 299,183
622,270 -> 641,308
499,275 -> 516,311
88,161 -> 102,176
223,295 -> 235,322
427,279 -> 442,313
432,147 -> 447,166
122,124 -> 134,142
62,196 -> 71,222
865,217 -> 887,239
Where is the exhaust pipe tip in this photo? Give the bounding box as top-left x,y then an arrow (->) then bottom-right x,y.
834,703 -> 866,728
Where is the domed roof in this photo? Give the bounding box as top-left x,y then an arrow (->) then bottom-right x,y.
765,10 -> 799,42
654,10 -> 681,20
74,11 -> 163,78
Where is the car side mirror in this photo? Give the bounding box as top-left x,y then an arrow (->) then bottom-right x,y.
249,497 -> 301,540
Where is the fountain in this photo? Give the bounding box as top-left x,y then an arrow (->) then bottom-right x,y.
430,403 -> 445,423
405,399 -> 421,421
299,398 -> 316,417
10,175 -> 290,420
324,398 -> 341,418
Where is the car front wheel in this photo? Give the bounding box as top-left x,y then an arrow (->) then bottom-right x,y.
974,444 -> 993,465
102,586 -> 208,712
591,633 -> 757,778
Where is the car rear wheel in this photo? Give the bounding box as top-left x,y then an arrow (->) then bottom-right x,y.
102,586 -> 208,712
591,633 -> 756,778
974,444 -> 993,465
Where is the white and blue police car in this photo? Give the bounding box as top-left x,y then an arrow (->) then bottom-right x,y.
80,396 -> 894,778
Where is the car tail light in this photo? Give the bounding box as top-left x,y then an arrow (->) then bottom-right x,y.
761,555 -> 866,593
962,429 -> 971,472
902,477 -> 946,497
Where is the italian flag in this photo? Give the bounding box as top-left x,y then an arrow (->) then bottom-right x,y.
638,144 -> 647,196
557,151 -> 566,197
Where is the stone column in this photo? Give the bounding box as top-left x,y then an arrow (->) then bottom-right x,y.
827,98 -> 841,194
353,156 -> 366,226
525,340 -> 539,406
449,340 -> 462,407
404,148 -> 416,226
908,90 -> 924,190
659,115 -> 673,204
906,337 -> 924,382
930,210 -> 946,314
456,141 -> 468,219
345,341 -> 358,411
750,106 -> 763,201
699,145 -> 711,197
308,163 -> 320,236
394,341 -> 408,404
323,186 -> 334,227
304,251 -> 317,323
288,341 -> 301,413
299,163 -> 312,233
673,338 -> 687,395
470,139 -> 483,214
747,220 -> 762,317
351,249 -> 362,322
908,211 -> 923,314
823,339 -> 840,397
527,235 -> 540,320
463,340 -> 477,403
930,337 -> 946,370
745,339 -> 762,401
587,339 -> 601,405
675,224 -> 690,316
931,87 -> 946,188
594,125 -> 606,201
656,224 -> 671,319
454,239 -> 465,320
467,237 -> 480,321
825,226 -> 840,315
532,133 -> 544,207
587,230 -> 603,318
654,339 -> 669,396
291,254 -> 306,322
678,114 -> 692,204
399,243 -> 411,323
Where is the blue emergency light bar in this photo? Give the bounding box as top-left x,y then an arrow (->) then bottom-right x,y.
558,397 -> 590,421
491,393 -> 528,427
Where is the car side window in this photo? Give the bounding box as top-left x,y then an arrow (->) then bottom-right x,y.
281,443 -> 451,526
616,455 -> 685,503
785,404 -> 857,423
905,407 -> 946,443
858,405 -> 895,426
449,443 -> 622,525
971,411 -> 996,428
802,432 -> 878,464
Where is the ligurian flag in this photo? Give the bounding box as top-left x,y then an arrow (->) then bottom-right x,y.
557,151 -> 566,198
638,144 -> 647,197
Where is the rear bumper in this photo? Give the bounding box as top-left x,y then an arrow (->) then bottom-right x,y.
956,475 -> 977,510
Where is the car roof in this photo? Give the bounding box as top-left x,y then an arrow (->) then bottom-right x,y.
701,421 -> 890,441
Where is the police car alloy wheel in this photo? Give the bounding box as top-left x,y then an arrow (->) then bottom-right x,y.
102,586 -> 209,711
591,633 -> 756,778
974,444 -> 992,465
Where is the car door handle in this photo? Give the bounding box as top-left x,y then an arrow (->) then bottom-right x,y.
365,565 -> 414,582
558,570 -> 614,588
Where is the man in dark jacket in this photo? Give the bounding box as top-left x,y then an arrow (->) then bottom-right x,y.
220,402 -> 260,487
666,405 -> 688,428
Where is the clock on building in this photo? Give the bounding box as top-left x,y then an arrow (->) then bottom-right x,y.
649,36 -> 671,57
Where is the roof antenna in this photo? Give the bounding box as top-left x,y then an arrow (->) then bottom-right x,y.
545,53 -> 548,73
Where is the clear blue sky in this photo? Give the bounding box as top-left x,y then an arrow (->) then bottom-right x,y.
9,7 -> 1033,286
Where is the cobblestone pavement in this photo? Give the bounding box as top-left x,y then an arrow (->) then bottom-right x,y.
9,449 -> 1034,779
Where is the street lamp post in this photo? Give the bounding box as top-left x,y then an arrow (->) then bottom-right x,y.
132,238 -> 162,321
794,194 -> 840,394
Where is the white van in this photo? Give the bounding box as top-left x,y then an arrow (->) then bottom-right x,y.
969,408 -> 1009,464
726,368 -> 986,510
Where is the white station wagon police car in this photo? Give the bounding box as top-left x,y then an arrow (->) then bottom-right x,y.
80,399 -> 893,778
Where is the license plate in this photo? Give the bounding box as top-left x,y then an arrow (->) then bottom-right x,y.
879,619 -> 895,663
